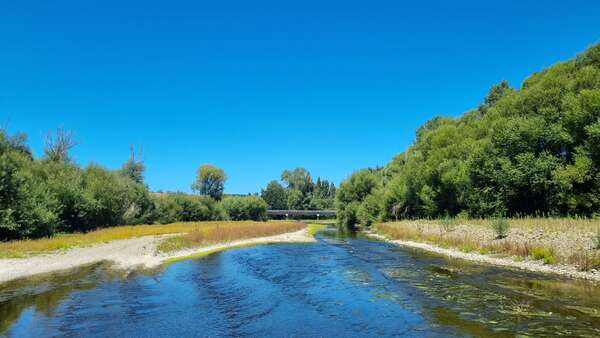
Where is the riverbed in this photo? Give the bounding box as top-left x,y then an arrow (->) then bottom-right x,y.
1,228 -> 599,337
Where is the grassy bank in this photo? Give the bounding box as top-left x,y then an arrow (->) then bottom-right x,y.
0,221 -> 305,258
157,221 -> 306,252
375,218 -> 600,272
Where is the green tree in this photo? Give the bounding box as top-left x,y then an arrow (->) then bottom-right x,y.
357,193 -> 383,227
281,167 -> 314,195
120,146 -> 145,185
261,180 -> 287,209
310,177 -> 336,209
0,130 -> 58,239
285,188 -> 304,210
192,164 -> 227,200
335,169 -> 380,227
335,42 -> 600,224
44,128 -> 77,162
37,160 -> 94,232
483,80 -> 514,107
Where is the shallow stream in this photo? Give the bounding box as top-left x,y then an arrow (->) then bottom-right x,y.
1,228 -> 599,337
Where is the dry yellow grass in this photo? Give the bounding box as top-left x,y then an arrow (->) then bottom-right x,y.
158,221 -> 307,252
385,217 -> 600,232
375,218 -> 600,271
0,221 -> 306,258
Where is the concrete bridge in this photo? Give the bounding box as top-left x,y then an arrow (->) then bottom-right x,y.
267,209 -> 336,218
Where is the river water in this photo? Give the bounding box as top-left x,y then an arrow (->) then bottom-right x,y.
1,228 -> 599,337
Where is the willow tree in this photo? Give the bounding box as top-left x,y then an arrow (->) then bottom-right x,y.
192,164 -> 227,200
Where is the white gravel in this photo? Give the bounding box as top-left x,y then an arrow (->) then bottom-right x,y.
0,229 -> 314,284
368,232 -> 600,282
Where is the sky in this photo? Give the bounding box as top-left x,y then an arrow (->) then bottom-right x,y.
1,1 -> 600,194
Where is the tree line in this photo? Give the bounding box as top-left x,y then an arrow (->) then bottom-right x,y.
0,129 -> 338,240
0,131 -> 262,240
260,167 -> 336,211
337,42 -> 600,227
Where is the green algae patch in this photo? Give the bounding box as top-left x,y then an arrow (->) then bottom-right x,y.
307,223 -> 327,237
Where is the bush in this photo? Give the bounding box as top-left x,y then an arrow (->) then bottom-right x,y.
490,217 -> 510,239
593,228 -> 600,250
356,194 -> 383,227
532,246 -> 557,264
0,127 -> 167,240
152,193 -> 223,224
36,160 -> 94,233
80,165 -> 157,230
0,134 -> 59,240
569,250 -> 600,271
219,196 -> 268,221
337,201 -> 359,229
439,215 -> 457,234
336,169 -> 380,227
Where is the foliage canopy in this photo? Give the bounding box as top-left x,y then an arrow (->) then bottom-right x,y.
337,42 -> 600,226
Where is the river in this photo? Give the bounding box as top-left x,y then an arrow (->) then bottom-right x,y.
1,227 -> 599,337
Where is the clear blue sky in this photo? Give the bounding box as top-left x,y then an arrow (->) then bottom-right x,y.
2,1 -> 600,194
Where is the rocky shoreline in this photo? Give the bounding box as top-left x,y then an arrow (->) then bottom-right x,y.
368,231 -> 600,283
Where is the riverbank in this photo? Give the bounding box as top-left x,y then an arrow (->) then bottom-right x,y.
370,220 -> 600,282
0,224 -> 314,284
0,221 -> 306,258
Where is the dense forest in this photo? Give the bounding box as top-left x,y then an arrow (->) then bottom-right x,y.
337,42 -> 600,227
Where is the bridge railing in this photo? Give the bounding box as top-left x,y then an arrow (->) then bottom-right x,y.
267,209 -> 337,218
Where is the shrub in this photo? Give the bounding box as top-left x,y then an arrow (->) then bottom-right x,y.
337,201 -> 359,229
152,193 -> 223,224
569,250 -> 600,271
0,135 -> 59,240
532,246 -> 557,265
81,165 -> 156,230
439,215 -> 457,234
356,194 -> 382,227
336,169 -> 380,227
219,196 -> 268,221
37,160 -> 93,232
490,217 -> 510,239
593,228 -> 600,250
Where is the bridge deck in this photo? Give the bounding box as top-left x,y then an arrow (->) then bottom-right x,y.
267,209 -> 336,217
